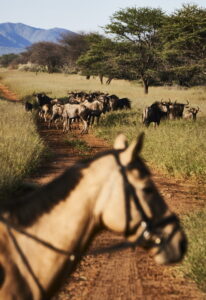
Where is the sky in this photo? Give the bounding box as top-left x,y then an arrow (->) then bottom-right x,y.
1,0 -> 206,33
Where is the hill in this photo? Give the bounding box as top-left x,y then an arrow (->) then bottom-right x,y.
0,22 -> 76,55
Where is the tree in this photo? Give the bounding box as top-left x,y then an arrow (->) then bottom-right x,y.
77,34 -> 123,83
161,4 -> 206,86
0,53 -> 19,67
60,32 -> 89,70
104,7 -> 166,93
27,42 -> 66,73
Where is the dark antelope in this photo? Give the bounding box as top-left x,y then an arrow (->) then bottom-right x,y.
0,133 -> 187,299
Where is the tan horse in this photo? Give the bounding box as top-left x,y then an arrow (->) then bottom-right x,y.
0,133 -> 187,300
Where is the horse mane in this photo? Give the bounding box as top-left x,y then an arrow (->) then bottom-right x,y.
3,149 -> 116,227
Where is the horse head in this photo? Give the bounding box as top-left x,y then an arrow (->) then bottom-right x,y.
94,133 -> 187,265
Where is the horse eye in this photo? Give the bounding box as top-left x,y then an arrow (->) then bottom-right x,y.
142,187 -> 153,194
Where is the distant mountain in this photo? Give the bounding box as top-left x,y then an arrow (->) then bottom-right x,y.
0,22 -> 76,55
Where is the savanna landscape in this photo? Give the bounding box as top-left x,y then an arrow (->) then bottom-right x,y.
0,3 -> 206,300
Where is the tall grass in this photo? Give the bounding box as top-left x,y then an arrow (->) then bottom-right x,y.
0,101 -> 45,199
95,110 -> 206,181
176,208 -> 206,293
0,70 -> 206,116
0,69 -> 206,181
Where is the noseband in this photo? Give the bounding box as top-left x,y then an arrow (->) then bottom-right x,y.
113,151 -> 180,252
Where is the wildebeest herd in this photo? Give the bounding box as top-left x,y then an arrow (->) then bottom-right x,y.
25,92 -> 200,132
25,91 -> 131,133
142,99 -> 200,127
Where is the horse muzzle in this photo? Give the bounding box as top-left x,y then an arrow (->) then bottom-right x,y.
153,230 -> 187,265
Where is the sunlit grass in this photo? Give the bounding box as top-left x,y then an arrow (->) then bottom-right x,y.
64,138 -> 92,156
0,101 -> 45,199
0,69 -> 206,117
95,110 -> 206,181
176,208 -> 206,293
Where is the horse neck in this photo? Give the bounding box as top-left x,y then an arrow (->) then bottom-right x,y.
13,155 -> 115,261
8,158 -> 115,298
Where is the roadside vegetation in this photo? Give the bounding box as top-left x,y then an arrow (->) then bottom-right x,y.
0,100 -> 45,199
176,208 -> 206,293
94,111 -> 206,181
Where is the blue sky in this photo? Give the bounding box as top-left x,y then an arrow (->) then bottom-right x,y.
1,0 -> 206,33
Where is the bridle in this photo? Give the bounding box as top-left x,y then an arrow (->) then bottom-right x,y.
111,150 -> 181,254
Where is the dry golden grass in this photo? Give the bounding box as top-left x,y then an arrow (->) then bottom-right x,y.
0,70 -> 206,116
0,100 -> 45,198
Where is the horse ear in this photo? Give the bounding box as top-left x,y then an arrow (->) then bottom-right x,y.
120,132 -> 144,165
113,134 -> 128,150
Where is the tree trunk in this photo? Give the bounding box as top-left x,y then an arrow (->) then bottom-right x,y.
142,77 -> 149,94
106,77 -> 113,85
99,74 -> 103,84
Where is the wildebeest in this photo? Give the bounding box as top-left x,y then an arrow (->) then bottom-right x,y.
142,101 -> 169,127
24,101 -> 33,112
183,106 -> 200,120
142,99 -> 192,126
0,133 -> 187,299
62,103 -> 90,134
167,100 -> 190,120
82,99 -> 108,126
35,93 -> 53,107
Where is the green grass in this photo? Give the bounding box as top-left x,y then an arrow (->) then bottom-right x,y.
64,138 -> 92,156
0,101 -> 45,199
176,208 -> 206,293
95,110 -> 206,181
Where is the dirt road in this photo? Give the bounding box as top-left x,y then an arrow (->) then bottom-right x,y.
1,84 -> 205,300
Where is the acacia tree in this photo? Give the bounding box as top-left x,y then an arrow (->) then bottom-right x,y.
104,7 -> 166,93
27,42 -> 66,73
77,34 -> 125,83
60,32 -> 89,70
161,4 -> 206,86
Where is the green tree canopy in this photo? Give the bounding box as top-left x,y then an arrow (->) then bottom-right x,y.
77,34 -> 125,83
104,7 -> 166,93
27,42 -> 66,73
161,4 -> 206,86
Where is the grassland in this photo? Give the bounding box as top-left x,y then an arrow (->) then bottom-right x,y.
1,69 -> 206,112
0,69 -> 205,292
175,208 -> 206,293
1,69 -> 206,181
0,100 -> 45,199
